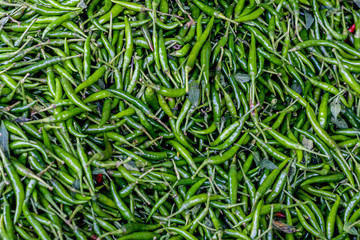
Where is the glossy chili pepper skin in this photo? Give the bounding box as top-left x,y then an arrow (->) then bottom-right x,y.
0,149 -> 24,225
1,1 -> 360,239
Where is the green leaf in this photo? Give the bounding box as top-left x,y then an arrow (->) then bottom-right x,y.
259,159 -> 278,170
98,79 -> 106,90
72,179 -> 80,190
321,5 -> 339,13
0,121 -> 9,159
134,55 -> 142,61
288,160 -> 297,184
344,222 -> 359,236
71,179 -> 80,199
14,117 -> 31,123
0,16 -> 9,27
190,204 -> 201,214
331,117 -> 348,129
234,73 -> 250,83
304,10 -> 314,30
355,0 -> 360,8
330,99 -> 341,119
92,168 -> 107,175
253,151 -> 261,166
302,136 -> 313,150
188,80 -> 200,107
220,74 -> 225,84
77,0 -> 87,9
124,161 -> 139,171
204,217 -> 215,231
272,221 -> 298,233
291,83 -> 302,95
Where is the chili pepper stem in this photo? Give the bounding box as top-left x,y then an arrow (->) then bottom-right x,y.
191,159 -> 209,179
99,229 -> 124,239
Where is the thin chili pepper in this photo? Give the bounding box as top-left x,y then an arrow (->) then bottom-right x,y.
185,16 -> 215,92
0,148 -> 24,224
1,2 -> 360,239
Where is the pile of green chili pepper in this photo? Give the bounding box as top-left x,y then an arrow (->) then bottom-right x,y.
1,0 -> 360,239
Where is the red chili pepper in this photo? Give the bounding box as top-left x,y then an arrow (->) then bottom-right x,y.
349,23 -> 356,33
91,235 -> 98,240
274,212 -> 286,218
95,174 -> 103,184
